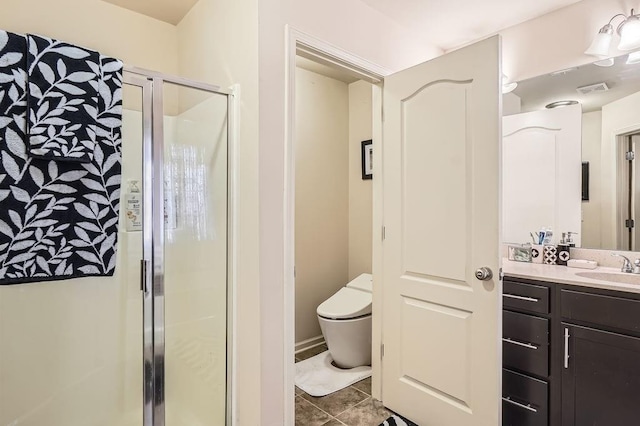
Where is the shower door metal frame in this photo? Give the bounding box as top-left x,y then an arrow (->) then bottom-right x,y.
122,72 -> 156,426
123,68 -> 236,426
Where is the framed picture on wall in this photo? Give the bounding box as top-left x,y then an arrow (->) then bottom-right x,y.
361,139 -> 373,180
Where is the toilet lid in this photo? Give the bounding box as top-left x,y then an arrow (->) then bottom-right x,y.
346,273 -> 372,293
317,287 -> 372,320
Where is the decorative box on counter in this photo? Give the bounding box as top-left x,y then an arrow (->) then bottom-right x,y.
508,244 -> 532,263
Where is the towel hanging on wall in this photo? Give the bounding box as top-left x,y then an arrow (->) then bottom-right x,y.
0,30 -> 123,285
26,34 -> 100,163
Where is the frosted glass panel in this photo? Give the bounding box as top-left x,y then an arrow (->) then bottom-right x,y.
163,83 -> 228,425
0,84 -> 144,426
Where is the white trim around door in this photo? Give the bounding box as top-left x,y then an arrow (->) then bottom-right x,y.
283,26 -> 391,425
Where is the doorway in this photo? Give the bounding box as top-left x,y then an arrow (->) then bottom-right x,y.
284,28 -> 388,425
292,54 -> 378,423
617,132 -> 640,251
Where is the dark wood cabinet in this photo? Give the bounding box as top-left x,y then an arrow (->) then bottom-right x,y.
503,310 -> 550,379
503,275 -> 640,426
561,323 -> 640,426
502,278 -> 553,426
503,368 -> 549,426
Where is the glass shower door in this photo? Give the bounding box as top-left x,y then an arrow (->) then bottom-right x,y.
160,82 -> 229,426
0,75 -> 148,426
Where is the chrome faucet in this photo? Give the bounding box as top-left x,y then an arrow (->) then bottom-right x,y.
612,253 -> 634,273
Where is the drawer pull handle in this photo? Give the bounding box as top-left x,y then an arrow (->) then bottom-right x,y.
504,293 -> 539,302
502,396 -> 538,413
564,327 -> 570,369
502,337 -> 538,350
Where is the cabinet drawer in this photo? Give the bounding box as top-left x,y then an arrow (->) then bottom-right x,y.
561,289 -> 640,335
503,310 -> 549,345
503,368 -> 548,426
503,334 -> 549,378
503,281 -> 549,314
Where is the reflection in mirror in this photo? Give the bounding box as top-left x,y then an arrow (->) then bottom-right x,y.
503,53 -> 640,251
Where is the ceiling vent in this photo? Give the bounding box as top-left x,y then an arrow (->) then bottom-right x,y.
577,82 -> 609,95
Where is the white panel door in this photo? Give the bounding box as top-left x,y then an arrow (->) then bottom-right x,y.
381,36 -> 501,426
502,105 -> 582,246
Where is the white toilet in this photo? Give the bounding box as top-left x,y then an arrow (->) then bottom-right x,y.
317,273 -> 373,369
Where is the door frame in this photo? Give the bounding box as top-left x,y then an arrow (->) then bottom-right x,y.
283,26 -> 390,423
614,126 -> 640,250
122,68 -> 239,426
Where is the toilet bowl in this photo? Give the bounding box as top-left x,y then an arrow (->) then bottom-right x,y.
317,273 -> 372,368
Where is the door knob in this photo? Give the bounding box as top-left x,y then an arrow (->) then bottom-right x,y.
475,267 -> 493,281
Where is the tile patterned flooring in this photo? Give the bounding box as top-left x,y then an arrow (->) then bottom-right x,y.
295,344 -> 394,426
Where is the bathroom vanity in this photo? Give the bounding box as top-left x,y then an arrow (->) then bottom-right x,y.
502,262 -> 640,426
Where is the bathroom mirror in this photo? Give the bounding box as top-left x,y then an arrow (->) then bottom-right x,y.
503,52 -> 640,251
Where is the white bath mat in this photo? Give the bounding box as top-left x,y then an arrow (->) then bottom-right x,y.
294,351 -> 372,397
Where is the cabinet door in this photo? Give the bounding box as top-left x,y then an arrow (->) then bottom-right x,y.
562,323 -> 640,426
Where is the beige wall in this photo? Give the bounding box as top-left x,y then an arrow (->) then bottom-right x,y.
294,67 -> 349,344
176,0 -> 260,424
581,111 -> 603,249
0,0 -> 178,74
294,71 -> 374,345
348,81 -> 373,280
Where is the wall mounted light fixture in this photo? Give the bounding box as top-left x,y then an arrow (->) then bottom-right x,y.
585,9 -> 640,58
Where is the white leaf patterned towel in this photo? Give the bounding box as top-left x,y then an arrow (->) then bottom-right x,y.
0,29 -> 123,285
26,33 -> 99,163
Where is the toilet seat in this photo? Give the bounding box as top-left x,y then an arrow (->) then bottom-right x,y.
317,287 -> 372,320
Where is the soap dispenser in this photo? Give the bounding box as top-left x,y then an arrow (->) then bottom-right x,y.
557,233 -> 571,266
125,179 -> 142,232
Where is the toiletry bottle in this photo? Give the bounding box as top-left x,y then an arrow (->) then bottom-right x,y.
125,180 -> 142,232
557,232 -> 571,266
567,231 -> 578,247
543,227 -> 553,244
538,227 -> 546,245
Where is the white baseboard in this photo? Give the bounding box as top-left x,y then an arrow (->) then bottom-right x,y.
295,335 -> 325,354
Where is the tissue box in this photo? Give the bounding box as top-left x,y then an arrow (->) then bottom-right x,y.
508,244 -> 532,262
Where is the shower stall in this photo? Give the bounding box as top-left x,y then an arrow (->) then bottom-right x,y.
0,69 -> 234,426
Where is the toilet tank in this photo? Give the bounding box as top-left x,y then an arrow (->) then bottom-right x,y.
346,273 -> 372,293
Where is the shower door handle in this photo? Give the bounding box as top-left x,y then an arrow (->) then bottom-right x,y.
140,259 -> 149,293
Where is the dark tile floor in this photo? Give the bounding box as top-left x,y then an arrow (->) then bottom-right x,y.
295,344 -> 394,426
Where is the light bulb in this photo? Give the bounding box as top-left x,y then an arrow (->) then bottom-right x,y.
618,15 -> 640,51
585,24 -> 614,58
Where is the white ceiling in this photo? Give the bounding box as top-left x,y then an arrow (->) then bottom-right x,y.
360,0 -> 582,50
101,0 -> 198,25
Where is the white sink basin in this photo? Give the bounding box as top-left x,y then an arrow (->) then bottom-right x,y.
576,271 -> 640,285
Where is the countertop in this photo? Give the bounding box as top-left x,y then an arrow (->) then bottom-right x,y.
502,260 -> 640,295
